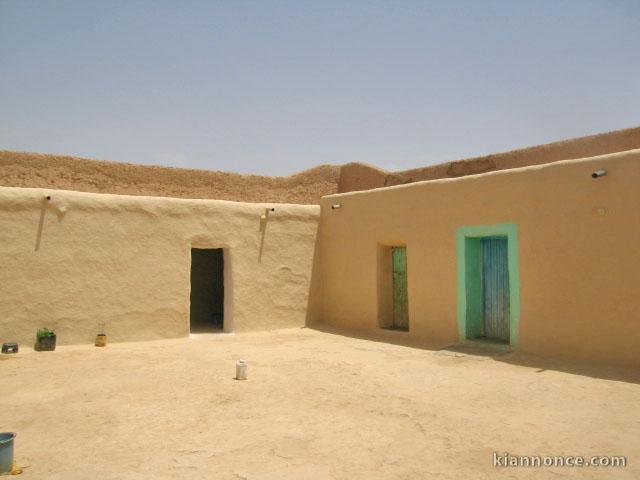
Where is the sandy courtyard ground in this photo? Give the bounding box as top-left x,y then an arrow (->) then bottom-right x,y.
1,328 -> 639,479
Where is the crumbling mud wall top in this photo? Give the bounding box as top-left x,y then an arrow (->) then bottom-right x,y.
2,126 -> 639,201
0,151 -> 341,204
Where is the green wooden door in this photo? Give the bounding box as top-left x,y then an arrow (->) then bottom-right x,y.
392,247 -> 409,329
481,237 -> 510,341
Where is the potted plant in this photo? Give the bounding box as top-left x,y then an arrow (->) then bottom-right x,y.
35,328 -> 56,351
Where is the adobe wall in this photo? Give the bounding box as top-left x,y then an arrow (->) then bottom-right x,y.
337,126 -> 640,192
0,187 -> 319,346
4,127 -> 639,203
0,150 -> 340,204
315,149 -> 640,368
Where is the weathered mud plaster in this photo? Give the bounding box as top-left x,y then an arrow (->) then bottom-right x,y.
315,149 -> 640,368
0,188 -> 319,345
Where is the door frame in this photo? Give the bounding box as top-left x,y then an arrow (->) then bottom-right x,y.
376,243 -> 409,331
189,243 -> 233,333
456,223 -> 520,346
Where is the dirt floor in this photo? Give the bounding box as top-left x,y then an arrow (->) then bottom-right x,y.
2,328 -> 639,479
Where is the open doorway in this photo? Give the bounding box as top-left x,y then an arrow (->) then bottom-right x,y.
190,248 -> 224,333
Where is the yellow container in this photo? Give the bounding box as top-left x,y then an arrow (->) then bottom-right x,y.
95,334 -> 107,347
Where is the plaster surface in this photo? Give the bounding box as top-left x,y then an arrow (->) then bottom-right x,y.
315,149 -> 640,368
0,187 -> 319,346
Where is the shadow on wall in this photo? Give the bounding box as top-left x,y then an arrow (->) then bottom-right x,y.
304,220 -> 323,327
35,195 -> 67,251
306,324 -> 640,386
258,208 -> 275,263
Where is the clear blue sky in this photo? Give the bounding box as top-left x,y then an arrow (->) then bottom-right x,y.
1,1 -> 638,175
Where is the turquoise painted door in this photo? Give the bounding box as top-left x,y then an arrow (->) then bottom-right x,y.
481,237 -> 510,341
392,247 -> 409,329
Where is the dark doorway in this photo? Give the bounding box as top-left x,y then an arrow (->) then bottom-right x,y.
190,248 -> 224,332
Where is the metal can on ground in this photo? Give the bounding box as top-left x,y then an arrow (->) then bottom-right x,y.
95,334 -> 107,347
235,359 -> 247,380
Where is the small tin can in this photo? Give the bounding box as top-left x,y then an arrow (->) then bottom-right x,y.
235,359 -> 247,380
1,343 -> 18,354
95,334 -> 107,347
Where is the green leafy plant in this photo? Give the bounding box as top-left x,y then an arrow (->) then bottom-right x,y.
37,328 -> 55,340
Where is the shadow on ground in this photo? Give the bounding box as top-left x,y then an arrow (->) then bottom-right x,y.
306,324 -> 640,385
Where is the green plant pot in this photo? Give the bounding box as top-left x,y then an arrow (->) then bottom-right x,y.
35,334 -> 56,351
